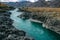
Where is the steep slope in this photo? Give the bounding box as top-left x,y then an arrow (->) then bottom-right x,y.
29,0 -> 46,7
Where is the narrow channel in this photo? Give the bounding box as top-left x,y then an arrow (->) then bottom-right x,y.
10,8 -> 60,40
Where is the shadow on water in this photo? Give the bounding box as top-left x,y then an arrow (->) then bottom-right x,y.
31,22 -> 60,40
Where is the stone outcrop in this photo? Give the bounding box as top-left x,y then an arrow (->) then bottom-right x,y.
18,12 -> 31,19
30,12 -> 60,34
19,11 -> 60,34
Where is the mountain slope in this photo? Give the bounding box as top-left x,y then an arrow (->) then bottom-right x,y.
3,1 -> 32,7
2,0 -> 60,8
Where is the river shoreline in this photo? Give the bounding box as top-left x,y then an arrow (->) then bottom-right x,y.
10,9 -> 34,40
30,18 -> 60,35
0,9 -> 34,40
18,11 -> 60,35
10,8 -> 60,40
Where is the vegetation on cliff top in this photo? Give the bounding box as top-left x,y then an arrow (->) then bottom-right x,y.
19,7 -> 60,12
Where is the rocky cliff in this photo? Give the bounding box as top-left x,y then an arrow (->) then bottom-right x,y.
18,7 -> 60,34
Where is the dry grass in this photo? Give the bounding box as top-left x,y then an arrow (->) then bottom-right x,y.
20,7 -> 60,20
0,3 -> 8,7
21,7 -> 60,12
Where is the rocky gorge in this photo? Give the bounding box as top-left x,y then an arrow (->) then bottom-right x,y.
0,9 -> 34,40
9,8 -> 60,40
18,11 -> 60,35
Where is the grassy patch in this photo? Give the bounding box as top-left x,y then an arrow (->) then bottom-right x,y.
19,7 -> 60,12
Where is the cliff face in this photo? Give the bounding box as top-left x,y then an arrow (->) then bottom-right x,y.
30,12 -> 60,34
19,7 -> 60,34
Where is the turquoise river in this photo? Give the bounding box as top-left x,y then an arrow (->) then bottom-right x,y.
10,8 -> 60,40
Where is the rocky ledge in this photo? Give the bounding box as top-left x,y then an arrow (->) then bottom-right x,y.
30,12 -> 60,35
18,12 -> 60,35
0,11 -> 34,40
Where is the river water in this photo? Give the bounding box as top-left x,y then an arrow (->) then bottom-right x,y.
10,8 -> 60,40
